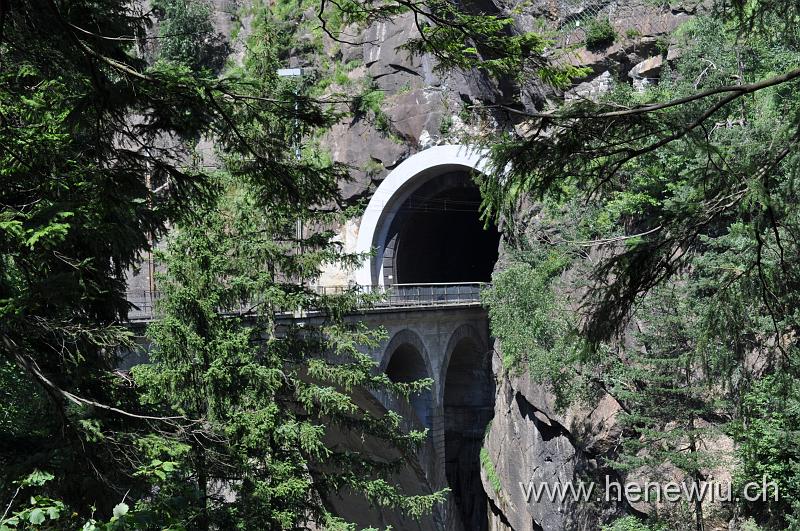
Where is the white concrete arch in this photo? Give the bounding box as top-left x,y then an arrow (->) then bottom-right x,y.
354,145 -> 490,286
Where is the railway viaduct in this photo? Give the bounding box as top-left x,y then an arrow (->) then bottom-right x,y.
126,145 -> 501,530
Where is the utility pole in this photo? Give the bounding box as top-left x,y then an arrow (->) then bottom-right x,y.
276,67 -> 305,284
145,169 -> 156,296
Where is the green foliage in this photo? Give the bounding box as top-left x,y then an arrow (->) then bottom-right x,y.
0,360 -> 51,443
479,9 -> 800,528
483,14 -> 800,342
153,0 -> 226,70
480,448 -> 502,493
126,169 -> 442,526
320,0 -> 584,87
309,60 -> 364,98
727,0 -> 800,41
0,469 -> 181,530
364,158 -> 384,176
439,114 -> 453,136
354,86 -> 393,133
1,0 -> 209,515
604,283 -> 733,523
602,515 -> 664,531
584,19 -> 616,49
1,472 -> 65,530
625,28 -> 642,39
733,375 -> 800,526
482,250 -> 586,405
741,518 -> 767,531
0,0 -> 429,526
258,0 -> 340,60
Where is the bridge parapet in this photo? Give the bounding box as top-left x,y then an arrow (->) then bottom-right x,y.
125,282 -> 487,322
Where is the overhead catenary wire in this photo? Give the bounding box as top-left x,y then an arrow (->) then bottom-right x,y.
361,193 -> 485,213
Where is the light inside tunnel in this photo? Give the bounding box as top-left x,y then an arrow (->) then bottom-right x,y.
384,172 -> 500,285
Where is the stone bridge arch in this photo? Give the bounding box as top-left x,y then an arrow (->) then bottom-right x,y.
355,145 -> 499,287
379,329 -> 436,430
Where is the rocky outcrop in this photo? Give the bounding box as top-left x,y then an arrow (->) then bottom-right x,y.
318,10 -> 510,200
481,347 -> 625,530
318,0 -> 705,199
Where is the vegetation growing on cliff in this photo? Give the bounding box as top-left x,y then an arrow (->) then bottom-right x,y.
480,9 -> 800,530
584,18 -> 616,49
481,251 -> 584,405
480,447 -> 502,494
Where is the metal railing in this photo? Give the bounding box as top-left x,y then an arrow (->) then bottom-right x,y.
125,282 -> 486,321
126,290 -> 159,321
375,282 -> 485,307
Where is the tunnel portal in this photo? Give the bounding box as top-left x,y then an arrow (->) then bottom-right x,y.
382,172 -> 500,286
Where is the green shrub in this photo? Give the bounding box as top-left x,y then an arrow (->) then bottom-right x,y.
354,86 -> 393,133
439,114 -> 453,135
601,515 -> 662,531
584,18 -> 616,49
480,448 -> 502,493
482,254 -> 574,374
364,158 -> 384,176
625,28 -> 642,39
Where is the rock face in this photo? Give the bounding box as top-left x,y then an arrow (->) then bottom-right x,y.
316,9 -> 510,201
304,0 -> 702,205
483,363 -> 589,531
481,347 -> 625,530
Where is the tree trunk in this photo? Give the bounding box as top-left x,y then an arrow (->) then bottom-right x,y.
196,443 -> 209,531
687,429 -> 705,531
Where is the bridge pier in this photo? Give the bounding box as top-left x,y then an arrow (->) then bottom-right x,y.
365,305 -> 494,530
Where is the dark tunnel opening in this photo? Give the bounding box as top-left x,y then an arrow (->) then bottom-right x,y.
385,173 -> 500,285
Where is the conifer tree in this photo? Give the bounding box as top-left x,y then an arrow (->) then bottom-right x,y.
134,174 -> 442,528
0,0 -> 441,525
606,284 -> 733,530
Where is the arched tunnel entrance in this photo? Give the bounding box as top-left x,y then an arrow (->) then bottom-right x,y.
382,172 -> 500,286
444,334 -> 494,530
385,343 -> 433,430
